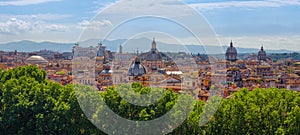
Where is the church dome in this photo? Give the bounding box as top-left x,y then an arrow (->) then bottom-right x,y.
128,57 -> 147,76
258,46 -> 267,61
226,41 -> 238,62
226,46 -> 237,54
258,46 -> 266,55
143,50 -> 163,61
226,41 -> 237,54
25,55 -> 48,64
142,38 -> 162,61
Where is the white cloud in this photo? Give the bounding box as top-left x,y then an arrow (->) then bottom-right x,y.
0,18 -> 31,34
81,0 -> 220,45
0,14 -> 72,22
0,0 -> 61,6
0,17 -> 70,34
78,19 -> 113,30
189,0 -> 300,10
0,13 -> 73,34
44,24 -> 69,32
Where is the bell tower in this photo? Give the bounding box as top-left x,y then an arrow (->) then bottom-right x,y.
151,37 -> 157,51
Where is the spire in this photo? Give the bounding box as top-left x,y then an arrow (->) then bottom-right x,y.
230,40 -> 233,47
152,37 -> 156,50
119,44 -> 123,54
261,46 -> 264,51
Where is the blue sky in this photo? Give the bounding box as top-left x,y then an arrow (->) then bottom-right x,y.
0,0 -> 300,50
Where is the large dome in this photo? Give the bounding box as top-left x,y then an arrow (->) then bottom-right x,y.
258,46 -> 267,61
258,46 -> 266,55
143,50 -> 163,61
25,55 -> 49,64
226,42 -> 237,55
128,57 -> 147,76
226,46 -> 237,54
141,38 -> 162,61
225,41 -> 238,62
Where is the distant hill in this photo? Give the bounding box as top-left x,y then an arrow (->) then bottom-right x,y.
81,38 -> 295,54
0,38 -> 296,54
0,40 -> 74,52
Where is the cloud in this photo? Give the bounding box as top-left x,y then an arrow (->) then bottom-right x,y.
78,19 -> 113,30
0,14 -> 72,22
0,18 -> 31,34
0,0 -> 61,6
0,13 -> 73,34
44,24 -> 69,32
92,0 -> 198,17
0,17 -> 69,34
189,0 -> 300,10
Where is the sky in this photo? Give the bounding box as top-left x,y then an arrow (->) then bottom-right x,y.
0,0 -> 300,51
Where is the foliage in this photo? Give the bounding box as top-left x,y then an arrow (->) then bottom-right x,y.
0,66 -> 102,134
56,70 -> 67,76
0,66 -> 299,134
204,88 -> 300,135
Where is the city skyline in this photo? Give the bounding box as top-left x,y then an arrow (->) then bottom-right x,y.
1,1 -> 300,134
0,0 -> 300,51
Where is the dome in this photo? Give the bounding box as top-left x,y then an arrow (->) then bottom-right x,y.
226,42 -> 237,54
258,50 -> 266,55
225,41 -> 238,62
258,46 -> 266,55
143,50 -> 162,61
258,46 -> 267,61
25,55 -> 48,64
128,57 -> 147,76
142,38 -> 163,61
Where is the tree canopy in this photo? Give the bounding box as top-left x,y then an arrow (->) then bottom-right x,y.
0,66 -> 299,134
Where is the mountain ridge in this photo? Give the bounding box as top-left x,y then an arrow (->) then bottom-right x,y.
0,38 -> 296,54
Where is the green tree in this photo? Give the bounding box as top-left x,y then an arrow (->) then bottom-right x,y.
0,66 -> 102,134
1,66 -> 300,134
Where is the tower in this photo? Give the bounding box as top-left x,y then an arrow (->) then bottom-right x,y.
119,45 -> 123,54
151,37 -> 157,51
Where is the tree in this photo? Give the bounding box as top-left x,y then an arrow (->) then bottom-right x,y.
1,66 -> 300,134
0,66 -> 102,134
